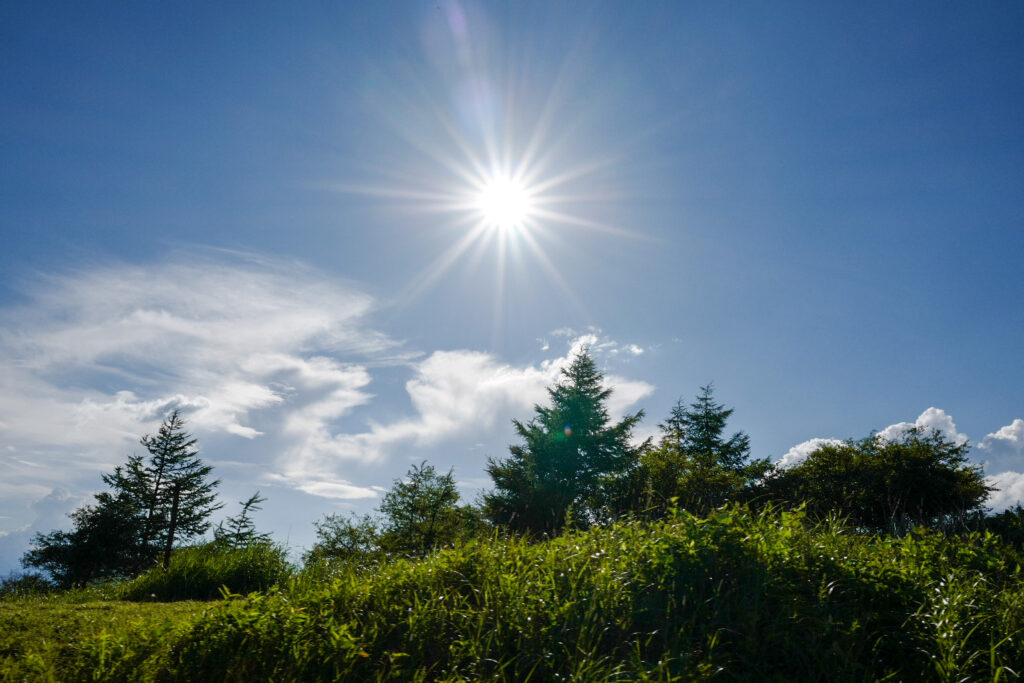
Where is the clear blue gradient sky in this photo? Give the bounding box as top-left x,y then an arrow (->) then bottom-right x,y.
2,2 -> 1022,573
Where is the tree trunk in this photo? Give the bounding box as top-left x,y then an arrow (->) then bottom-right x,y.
162,483 -> 182,570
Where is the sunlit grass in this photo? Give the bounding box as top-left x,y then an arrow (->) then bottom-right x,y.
3,508 -> 1024,681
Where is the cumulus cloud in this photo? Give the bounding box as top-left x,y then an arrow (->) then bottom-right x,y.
876,407 -> 968,446
985,471 -> 1024,513
979,419 -> 1024,471
272,340 -> 655,496
777,438 -> 845,469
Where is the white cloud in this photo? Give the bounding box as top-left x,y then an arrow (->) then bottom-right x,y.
0,254 -> 658,570
777,438 -> 845,469
979,419 -> 1024,471
0,253 -> 396,515
985,471 -> 1024,512
266,340 -> 654,497
876,407 -> 968,446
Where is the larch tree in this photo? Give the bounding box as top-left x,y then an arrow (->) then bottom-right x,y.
214,491 -> 270,549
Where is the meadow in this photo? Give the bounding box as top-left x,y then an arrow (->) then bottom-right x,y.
3,506 -> 1023,682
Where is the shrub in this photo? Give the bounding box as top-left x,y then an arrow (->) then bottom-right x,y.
0,572 -> 55,599
120,541 -> 293,601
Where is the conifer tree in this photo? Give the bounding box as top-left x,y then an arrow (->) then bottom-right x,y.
23,410 -> 221,583
214,492 -> 270,548
136,410 -> 221,564
662,384 -> 751,470
484,349 -> 645,534
632,384 -> 765,516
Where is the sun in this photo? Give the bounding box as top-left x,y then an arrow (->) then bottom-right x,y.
475,173 -> 534,231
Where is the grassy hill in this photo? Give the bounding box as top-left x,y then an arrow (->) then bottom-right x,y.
3,507 -> 1023,681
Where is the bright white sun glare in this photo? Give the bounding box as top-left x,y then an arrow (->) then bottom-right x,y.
475,174 -> 533,231
331,1 -> 640,321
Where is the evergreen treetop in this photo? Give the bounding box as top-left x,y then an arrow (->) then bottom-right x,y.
484,349 -> 645,534
661,384 -> 751,470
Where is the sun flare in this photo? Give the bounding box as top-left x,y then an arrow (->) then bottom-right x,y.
475,174 -> 533,231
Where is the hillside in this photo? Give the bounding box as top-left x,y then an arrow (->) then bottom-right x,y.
3,507 -> 1024,681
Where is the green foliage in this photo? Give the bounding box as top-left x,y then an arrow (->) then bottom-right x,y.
0,573 -> 54,599
7,507 -> 1024,681
662,384 -> 751,470
484,349 -> 645,533
758,427 -> 991,533
378,462 -> 465,557
304,463 -> 484,572
0,594 -> 204,682
983,504 -> 1024,550
22,411 -> 222,585
633,442 -> 767,517
626,384 -> 767,518
119,542 -> 293,601
214,491 -> 271,549
304,513 -> 381,568
21,496 -> 147,587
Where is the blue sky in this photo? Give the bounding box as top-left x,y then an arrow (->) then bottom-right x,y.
2,1 -> 1023,574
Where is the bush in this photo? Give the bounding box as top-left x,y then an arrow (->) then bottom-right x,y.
757,428 -> 989,533
985,505 -> 1024,549
0,572 -> 55,599
120,541 -> 293,601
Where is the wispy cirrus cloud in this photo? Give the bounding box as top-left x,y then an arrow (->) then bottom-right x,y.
0,253 -> 396,535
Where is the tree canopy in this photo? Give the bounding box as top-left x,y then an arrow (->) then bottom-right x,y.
756,427 -> 991,533
378,462 -> 466,556
304,461 -> 475,564
662,384 -> 751,471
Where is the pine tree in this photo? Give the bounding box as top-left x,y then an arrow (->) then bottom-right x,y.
484,349 -> 645,534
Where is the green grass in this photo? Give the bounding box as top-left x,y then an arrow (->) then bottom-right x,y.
0,592 -> 205,683
3,507 -> 1024,681
119,542 -> 293,601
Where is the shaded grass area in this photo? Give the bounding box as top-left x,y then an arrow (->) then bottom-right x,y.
4,508 -> 1024,681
